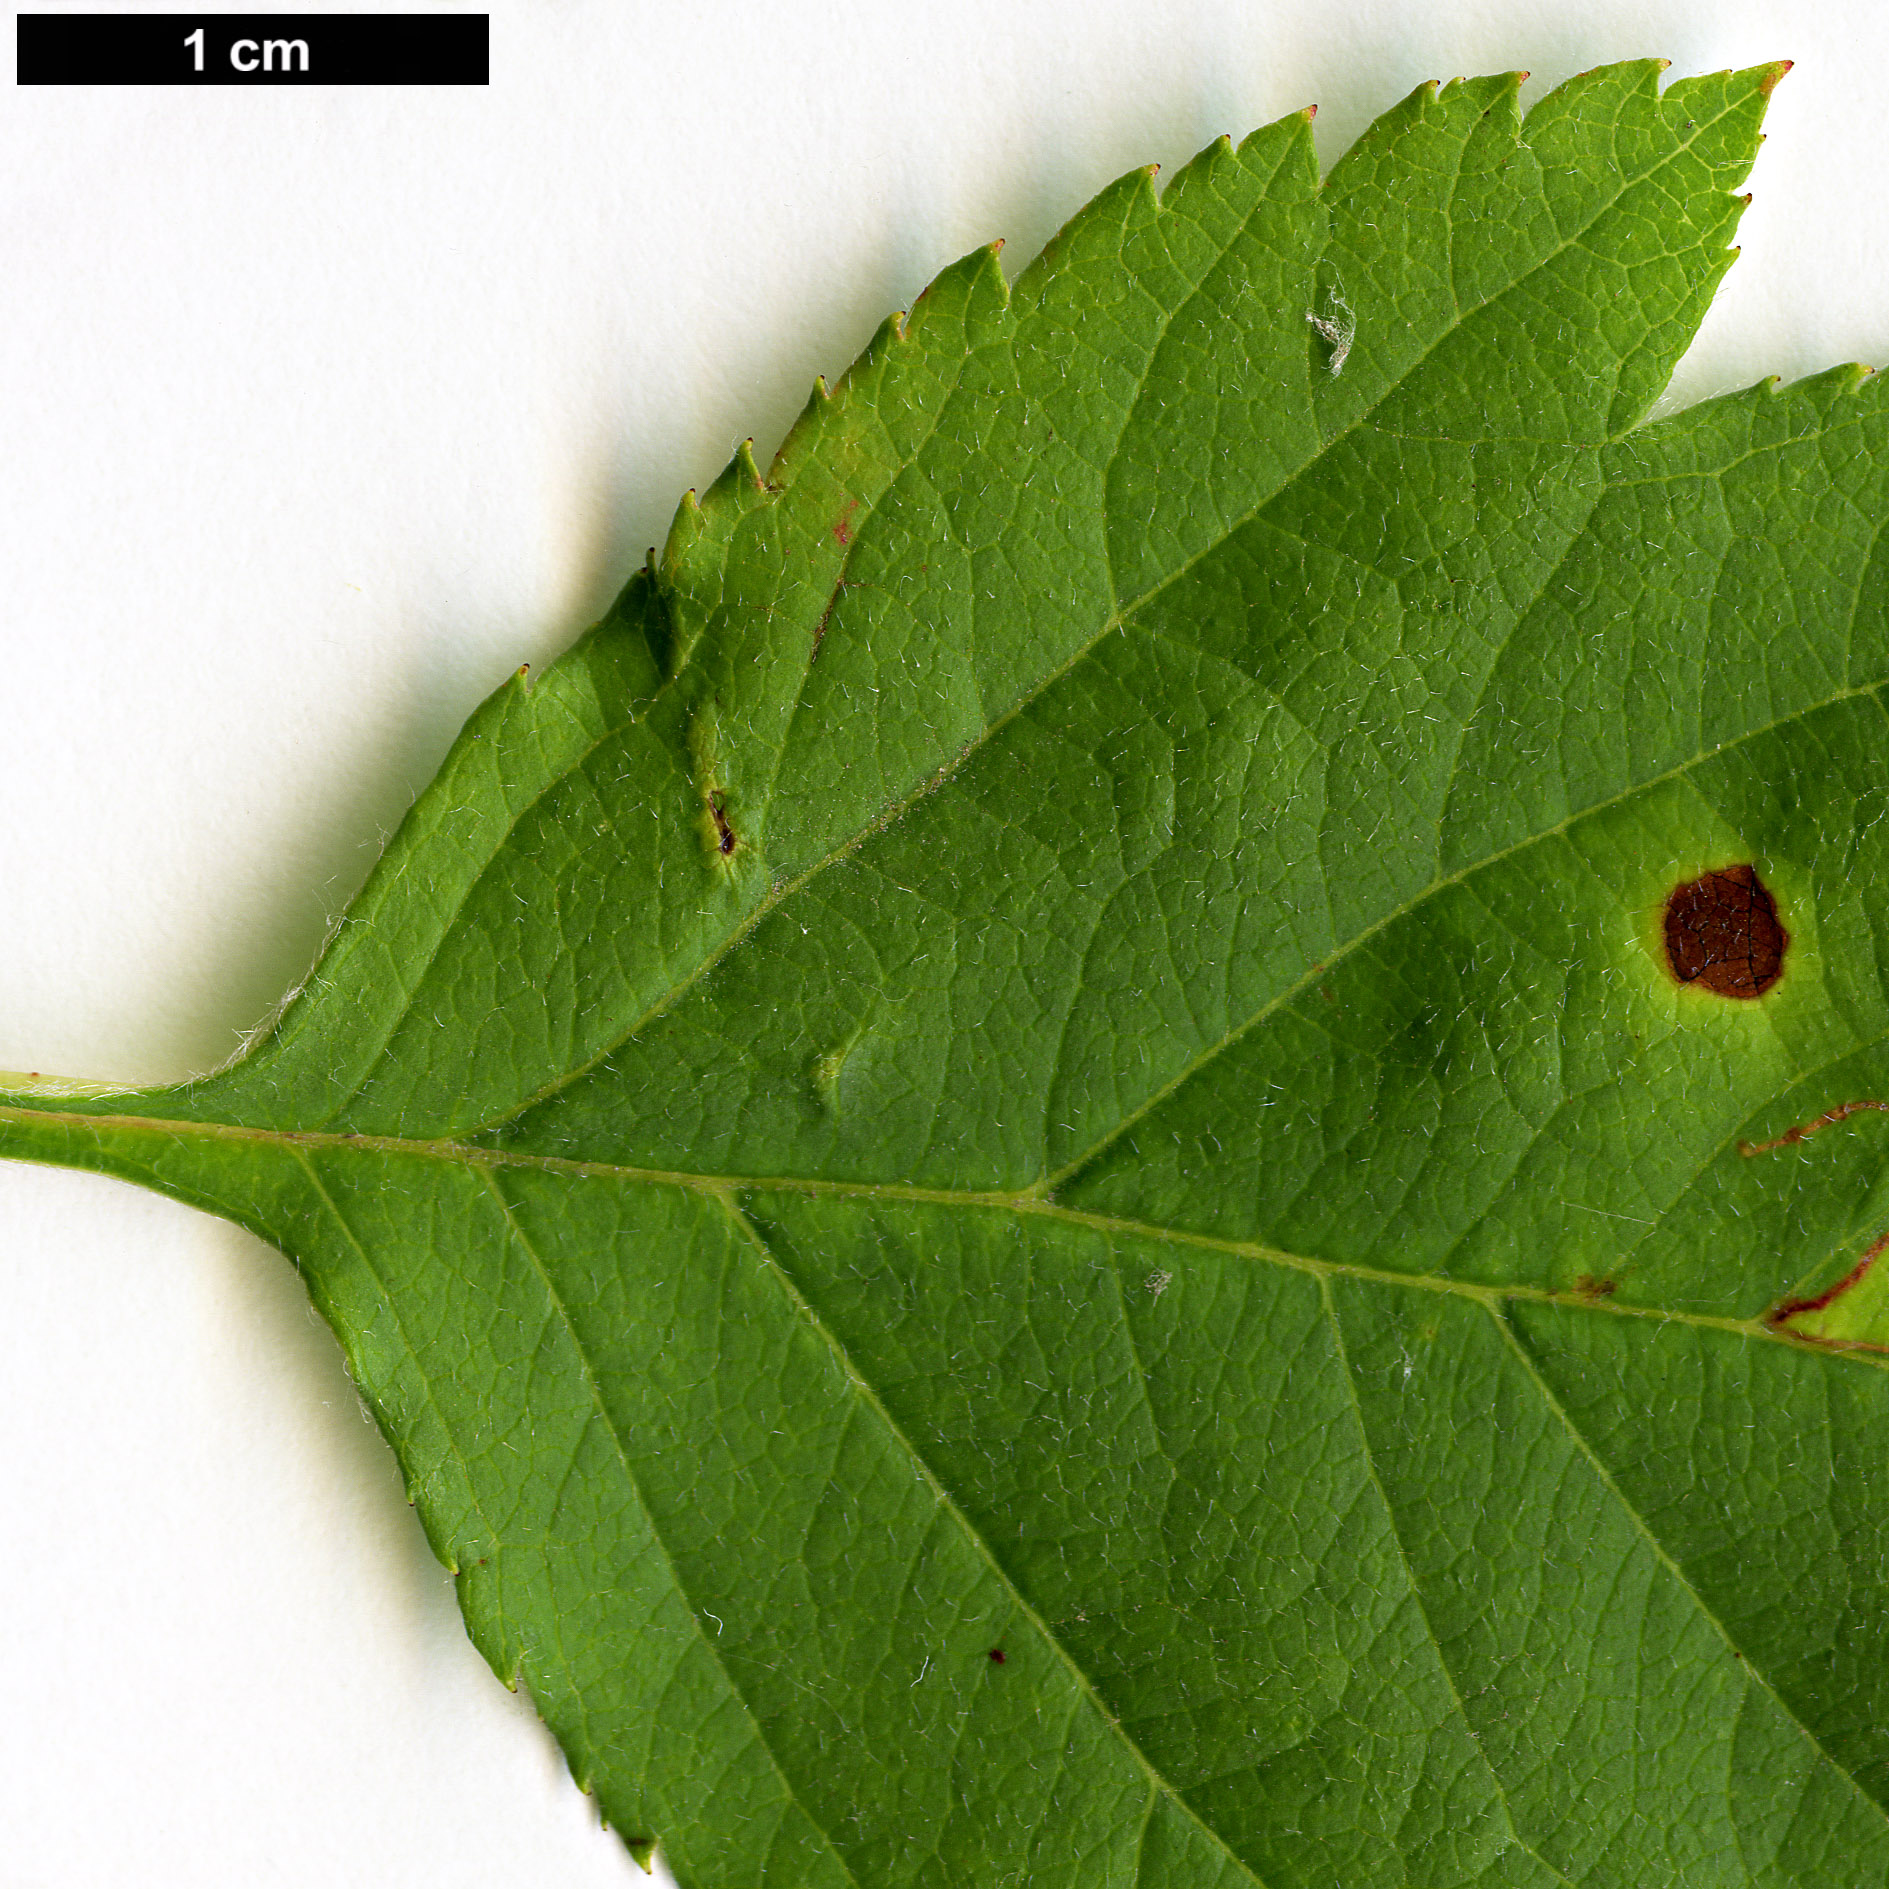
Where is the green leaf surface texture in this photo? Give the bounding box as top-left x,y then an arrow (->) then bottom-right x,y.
15,59 -> 1889,1885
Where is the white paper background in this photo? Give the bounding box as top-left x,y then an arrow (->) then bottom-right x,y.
2,2 -> 1884,1881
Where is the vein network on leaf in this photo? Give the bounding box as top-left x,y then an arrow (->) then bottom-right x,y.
11,56 -> 1889,1889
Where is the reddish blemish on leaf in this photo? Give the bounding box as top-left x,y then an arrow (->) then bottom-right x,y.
987,1648 -> 1006,1665
833,498 -> 860,548
1767,1230 -> 1889,1329
1740,1098 -> 1889,1156
1758,57 -> 1794,98
1662,864 -> 1786,997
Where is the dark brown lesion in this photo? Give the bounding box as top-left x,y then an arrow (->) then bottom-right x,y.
707,790 -> 737,856
1662,864 -> 1787,998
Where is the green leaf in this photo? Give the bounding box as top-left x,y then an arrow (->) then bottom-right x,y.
9,58 -> 1889,1885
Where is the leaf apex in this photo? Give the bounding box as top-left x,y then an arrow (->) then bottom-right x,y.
1758,57 -> 1794,97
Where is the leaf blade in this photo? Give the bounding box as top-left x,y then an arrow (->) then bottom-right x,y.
12,57 -> 1889,1888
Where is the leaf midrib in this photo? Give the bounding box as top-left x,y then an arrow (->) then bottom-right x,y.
10,1102 -> 1883,1370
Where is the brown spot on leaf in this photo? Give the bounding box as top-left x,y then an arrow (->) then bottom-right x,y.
833,498 -> 859,548
987,1648 -> 1006,1665
1572,1274 -> 1617,1301
1663,864 -> 1786,998
708,790 -> 737,856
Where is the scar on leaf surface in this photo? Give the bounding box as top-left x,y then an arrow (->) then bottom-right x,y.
1662,864 -> 1786,997
707,790 -> 737,856
1767,1229 -> 1889,1331
1742,1099 -> 1889,1158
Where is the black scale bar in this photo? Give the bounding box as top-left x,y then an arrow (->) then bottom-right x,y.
18,13 -> 488,83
